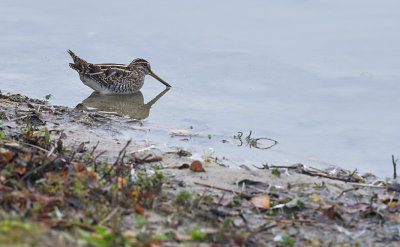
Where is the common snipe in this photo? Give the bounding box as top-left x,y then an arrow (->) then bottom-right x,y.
68,50 -> 171,94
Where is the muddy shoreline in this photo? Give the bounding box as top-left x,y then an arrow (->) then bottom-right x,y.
0,91 -> 399,246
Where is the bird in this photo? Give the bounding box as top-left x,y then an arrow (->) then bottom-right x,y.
67,50 -> 171,94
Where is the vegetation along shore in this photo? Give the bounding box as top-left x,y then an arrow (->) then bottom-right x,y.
0,91 -> 399,246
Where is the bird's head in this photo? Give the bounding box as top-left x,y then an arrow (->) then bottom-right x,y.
128,58 -> 171,87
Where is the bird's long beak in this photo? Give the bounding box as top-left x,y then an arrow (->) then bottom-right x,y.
149,71 -> 171,88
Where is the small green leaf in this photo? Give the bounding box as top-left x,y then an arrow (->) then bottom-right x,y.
153,233 -> 168,241
296,199 -> 303,208
313,182 -> 322,188
174,190 -> 191,204
155,171 -> 164,179
190,227 -> 206,241
233,196 -> 242,205
45,94 -> 52,100
208,134 -> 212,140
271,168 -> 280,177
94,226 -> 108,237
282,236 -> 294,246
135,215 -> 146,228
45,128 -> 50,143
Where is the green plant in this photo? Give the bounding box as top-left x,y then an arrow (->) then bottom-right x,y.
174,190 -> 191,205
313,182 -> 322,188
76,225 -> 128,247
233,196 -> 242,206
271,168 -> 280,177
282,236 -> 294,246
44,128 -> 50,144
296,200 -> 303,208
135,215 -> 146,228
190,227 -> 206,241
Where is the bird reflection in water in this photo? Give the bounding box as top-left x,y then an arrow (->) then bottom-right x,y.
81,88 -> 170,120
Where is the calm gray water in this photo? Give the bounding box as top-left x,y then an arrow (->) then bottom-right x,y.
1,0 -> 399,177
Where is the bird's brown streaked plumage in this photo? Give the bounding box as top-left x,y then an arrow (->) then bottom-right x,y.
67,50 -> 171,94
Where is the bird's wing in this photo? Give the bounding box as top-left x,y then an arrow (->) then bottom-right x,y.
89,66 -> 136,87
68,50 -> 131,78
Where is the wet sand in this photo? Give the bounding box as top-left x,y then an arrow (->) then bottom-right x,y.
1,91 -> 398,246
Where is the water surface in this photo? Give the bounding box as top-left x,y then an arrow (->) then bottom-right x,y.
1,0 -> 400,177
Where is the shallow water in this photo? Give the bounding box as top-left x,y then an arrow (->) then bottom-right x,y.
1,0 -> 400,177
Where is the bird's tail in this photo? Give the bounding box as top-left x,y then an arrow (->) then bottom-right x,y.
67,49 -> 90,73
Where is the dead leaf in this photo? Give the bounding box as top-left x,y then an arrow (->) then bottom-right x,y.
13,164 -> 26,175
57,139 -> 63,153
117,176 -> 127,189
86,170 -> 97,182
323,205 -> 336,220
190,160 -> 205,172
250,194 -> 270,209
381,197 -> 398,205
20,152 -> 31,160
0,184 -> 13,191
72,162 -> 86,172
135,203 -> 145,216
178,164 -> 190,169
0,148 -> 14,164
234,236 -> 244,246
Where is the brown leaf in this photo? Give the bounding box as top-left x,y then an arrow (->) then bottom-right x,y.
323,205 -> 336,220
178,163 -> 190,169
138,189 -> 154,208
0,148 -> 14,164
234,236 -> 244,246
135,203 -> 145,216
0,184 -> 13,191
13,164 -> 26,175
20,152 -> 31,160
117,176 -> 127,189
190,160 -> 205,172
250,194 -> 270,209
73,162 -> 86,172
86,170 -> 97,182
57,139 -> 63,153
381,197 -> 398,205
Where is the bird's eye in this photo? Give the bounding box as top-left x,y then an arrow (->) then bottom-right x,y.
143,63 -> 147,67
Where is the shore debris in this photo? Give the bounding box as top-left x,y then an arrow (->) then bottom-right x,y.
0,91 -> 400,246
190,160 -> 205,172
